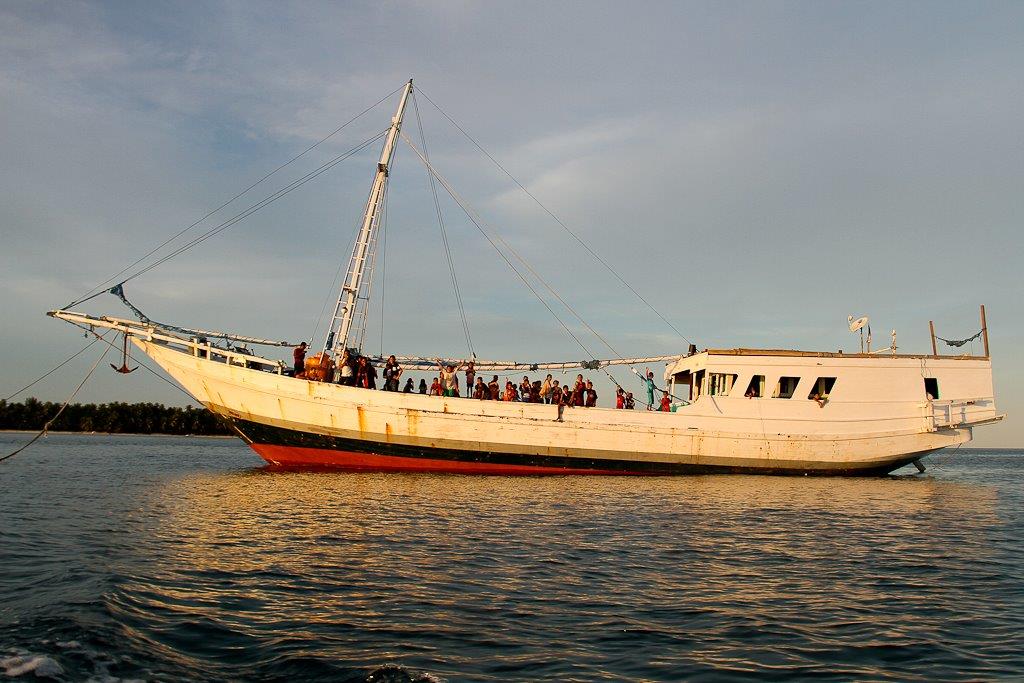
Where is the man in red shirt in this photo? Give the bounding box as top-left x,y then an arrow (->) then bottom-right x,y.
293,342 -> 307,375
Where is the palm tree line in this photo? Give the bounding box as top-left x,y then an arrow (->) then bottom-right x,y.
0,398 -> 232,435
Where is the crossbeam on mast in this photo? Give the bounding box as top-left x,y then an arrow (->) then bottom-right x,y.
367,354 -> 682,372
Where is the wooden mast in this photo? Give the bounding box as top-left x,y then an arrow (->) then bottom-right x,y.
325,80 -> 414,357
980,304 -> 989,358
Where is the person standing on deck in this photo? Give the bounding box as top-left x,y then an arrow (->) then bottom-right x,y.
465,361 -> 476,397
292,342 -> 307,375
383,355 -> 402,391
585,380 -> 598,407
435,359 -> 464,398
338,349 -> 354,386
541,374 -> 553,403
355,356 -> 369,388
488,376 -> 500,400
634,367 -> 657,410
571,374 -> 585,407
624,392 -> 636,409
660,392 -> 672,412
430,377 -> 441,396
473,378 -> 488,400
519,376 -> 532,402
553,381 -> 567,421
615,387 -> 625,409
364,357 -> 378,389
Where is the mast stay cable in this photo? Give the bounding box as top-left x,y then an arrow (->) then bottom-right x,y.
67,85 -> 406,309
104,130 -> 388,292
415,87 -> 691,345
411,90 -> 474,358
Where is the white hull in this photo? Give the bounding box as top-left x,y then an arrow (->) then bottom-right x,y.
132,337 -> 999,475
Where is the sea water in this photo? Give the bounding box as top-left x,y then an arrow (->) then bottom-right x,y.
1,433 -> 1022,681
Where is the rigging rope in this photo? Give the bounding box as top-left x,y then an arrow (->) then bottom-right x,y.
67,86 -> 406,309
110,131 -> 388,291
67,130 -> 388,309
1,342 -> 111,463
400,132 -> 632,390
309,221 -> 360,349
416,87 -> 691,345
401,132 -> 644,390
109,284 -> 292,346
412,90 -> 474,357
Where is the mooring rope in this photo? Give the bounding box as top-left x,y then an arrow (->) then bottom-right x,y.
2,332 -> 111,402
0,342 -> 112,463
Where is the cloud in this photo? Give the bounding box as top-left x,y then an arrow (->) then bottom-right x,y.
1,0 -> 1021,446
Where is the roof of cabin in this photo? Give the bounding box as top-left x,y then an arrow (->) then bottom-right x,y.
701,348 -> 987,360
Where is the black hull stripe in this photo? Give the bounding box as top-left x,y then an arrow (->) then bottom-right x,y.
229,418 -> 922,476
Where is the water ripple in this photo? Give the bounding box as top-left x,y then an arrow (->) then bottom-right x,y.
1,434 -> 1022,680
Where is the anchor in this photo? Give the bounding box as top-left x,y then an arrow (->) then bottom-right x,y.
110,333 -> 138,374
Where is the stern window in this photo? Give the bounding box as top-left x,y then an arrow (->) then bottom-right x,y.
924,377 -> 939,400
808,377 -> 837,400
773,376 -> 800,399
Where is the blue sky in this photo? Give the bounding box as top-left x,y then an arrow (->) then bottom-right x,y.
1,1 -> 1021,446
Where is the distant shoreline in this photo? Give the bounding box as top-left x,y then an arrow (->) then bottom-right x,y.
0,430 -> 236,440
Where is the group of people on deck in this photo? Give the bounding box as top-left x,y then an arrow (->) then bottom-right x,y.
292,344 -> 673,410
430,360 -> 601,407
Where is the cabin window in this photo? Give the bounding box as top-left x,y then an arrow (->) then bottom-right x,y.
924,377 -> 939,400
773,376 -> 800,399
708,373 -> 738,396
693,370 -> 705,399
744,375 -> 765,398
807,377 -> 837,400
673,371 -> 693,401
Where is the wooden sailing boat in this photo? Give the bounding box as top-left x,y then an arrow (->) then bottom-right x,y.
50,80 -> 1003,475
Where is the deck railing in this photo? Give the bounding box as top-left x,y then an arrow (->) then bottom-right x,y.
926,397 -> 994,430
49,311 -> 287,374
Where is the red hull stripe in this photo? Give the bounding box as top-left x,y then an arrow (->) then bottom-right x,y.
251,443 -> 648,475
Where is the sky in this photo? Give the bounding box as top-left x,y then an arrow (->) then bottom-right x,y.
1,0 -> 1021,447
